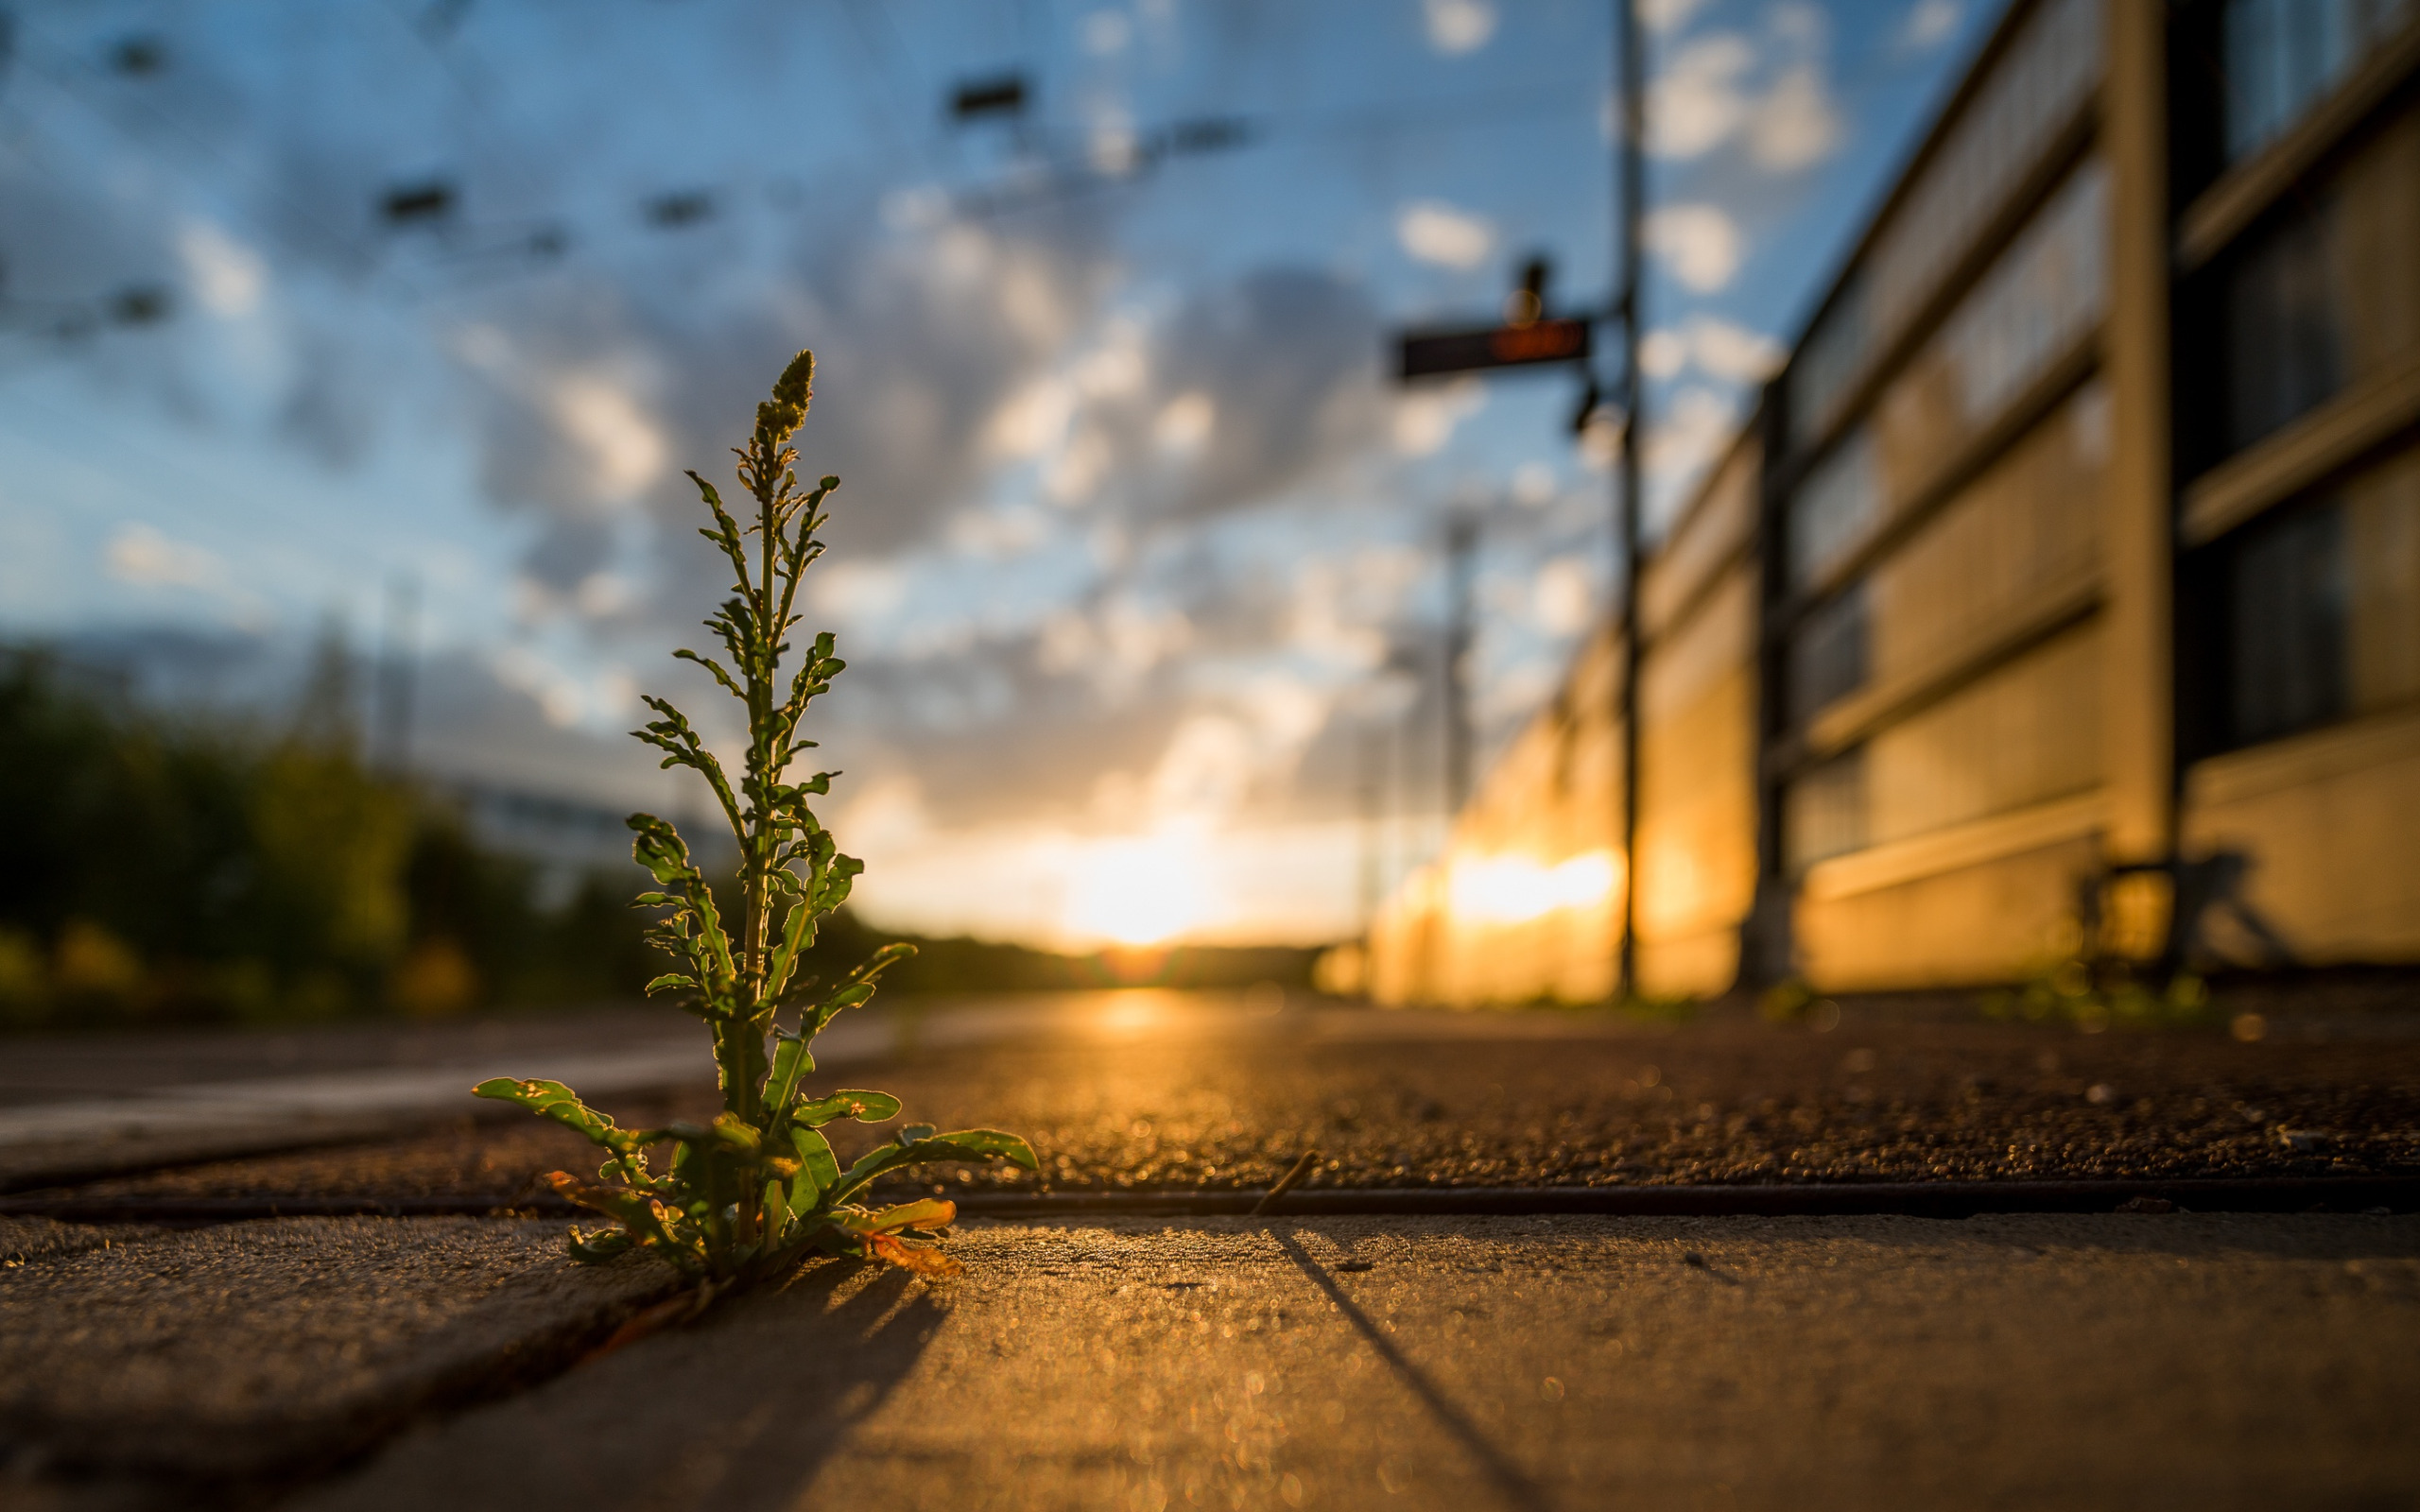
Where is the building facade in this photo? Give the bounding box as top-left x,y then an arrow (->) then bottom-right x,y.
1368,0 -> 2420,1003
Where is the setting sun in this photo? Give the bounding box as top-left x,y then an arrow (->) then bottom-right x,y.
1063,831 -> 1212,946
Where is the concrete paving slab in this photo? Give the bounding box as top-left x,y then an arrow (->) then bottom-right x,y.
295,1212 -> 2420,1512
0,1217 -> 682,1490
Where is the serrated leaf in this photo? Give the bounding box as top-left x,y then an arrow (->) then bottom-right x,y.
925,1128 -> 1039,1170
827,1128 -> 1038,1205
793,1089 -> 902,1126
472,1077 -> 660,1160
789,1126 -> 838,1215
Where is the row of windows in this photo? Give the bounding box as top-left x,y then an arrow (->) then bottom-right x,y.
1767,4 -> 2418,879
1789,159 -> 2109,593
2221,0 -> 2414,163
1786,627 -> 2104,872
2219,108 -> 2420,454
1789,0 -> 2102,449
2217,443 -> 2420,747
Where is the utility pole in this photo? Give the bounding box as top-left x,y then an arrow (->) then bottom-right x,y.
374,572 -> 421,777
1357,720 -> 1384,930
1443,514 -> 1479,816
1614,0 -> 1646,1003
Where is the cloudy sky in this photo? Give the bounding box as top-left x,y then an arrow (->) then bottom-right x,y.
0,0 -> 1989,947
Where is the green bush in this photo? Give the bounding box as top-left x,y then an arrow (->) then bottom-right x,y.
0,648 -> 654,1027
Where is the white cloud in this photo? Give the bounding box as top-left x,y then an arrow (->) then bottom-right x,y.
1089,110 -> 1143,176
1392,377 -> 1485,456
986,376 -> 1077,460
177,221 -> 267,318
811,559 -> 908,624
1646,316 -> 1786,381
1083,9 -> 1132,54
1645,204 -> 1743,292
1640,328 -> 1688,379
1395,199 -> 1495,270
548,376 -> 666,502
1649,33 -> 1754,159
104,523 -> 223,590
1900,0 -> 1962,51
879,185 -> 950,231
1644,385 -> 1735,485
1639,0 -> 1710,33
1512,461 -> 1558,507
1423,0 -> 1497,56
491,644 -> 636,730
1647,15 -> 1843,173
1154,391 -> 1215,455
1748,65 -> 1841,171
1535,555 -> 1596,636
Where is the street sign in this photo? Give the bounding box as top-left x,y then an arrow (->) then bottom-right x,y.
1397,317 -> 1591,381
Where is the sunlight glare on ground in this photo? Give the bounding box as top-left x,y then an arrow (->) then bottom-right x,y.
1092,988 -> 1184,1040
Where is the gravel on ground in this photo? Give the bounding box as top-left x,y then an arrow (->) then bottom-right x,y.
41,1015 -> 2420,1204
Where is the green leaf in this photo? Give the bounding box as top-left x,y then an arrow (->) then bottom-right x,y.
566,1227 -> 635,1263
789,1126 -> 838,1214
709,1112 -> 761,1153
765,1033 -> 815,1121
832,1196 -> 958,1235
643,973 -> 697,997
472,1077 -> 660,1159
925,1128 -> 1039,1169
793,1089 -> 902,1126
826,1127 -> 1039,1205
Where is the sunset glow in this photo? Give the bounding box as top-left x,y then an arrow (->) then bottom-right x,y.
1062,830 -> 1213,947
1446,850 -> 1618,924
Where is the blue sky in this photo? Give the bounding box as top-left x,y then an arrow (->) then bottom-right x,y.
0,0 -> 1993,945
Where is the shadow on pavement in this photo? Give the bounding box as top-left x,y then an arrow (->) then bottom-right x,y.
297,1261 -> 943,1512
1268,1226 -> 1553,1512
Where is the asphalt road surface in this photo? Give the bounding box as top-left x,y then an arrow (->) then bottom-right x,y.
27,991 -> 2420,1204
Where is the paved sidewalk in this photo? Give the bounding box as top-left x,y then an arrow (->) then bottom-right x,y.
0,1215 -> 680,1495
281,1211 -> 2420,1512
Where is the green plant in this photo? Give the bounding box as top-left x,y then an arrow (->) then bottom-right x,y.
1980,957 -> 2212,1033
474,352 -> 1034,1282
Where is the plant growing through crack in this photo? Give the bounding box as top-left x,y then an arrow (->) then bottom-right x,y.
474,351 -> 1034,1282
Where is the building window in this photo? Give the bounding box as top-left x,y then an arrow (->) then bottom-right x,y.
2229,502 -> 2349,746
1876,158 -> 2108,502
1789,430 -> 1879,589
2216,108 -> 2420,456
1787,0 -> 2103,448
2222,0 -> 2415,163
1790,583 -> 1869,722
2220,443 -> 2420,747
2225,205 -> 2346,450
1787,749 -> 1868,871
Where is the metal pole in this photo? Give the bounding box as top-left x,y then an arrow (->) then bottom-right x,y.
1615,0 -> 1645,1002
1443,515 -> 1479,815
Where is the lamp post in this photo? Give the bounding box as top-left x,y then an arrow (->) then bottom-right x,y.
1613,0 -> 1645,1004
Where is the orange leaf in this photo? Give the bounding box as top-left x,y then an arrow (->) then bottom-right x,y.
866,1231 -> 963,1278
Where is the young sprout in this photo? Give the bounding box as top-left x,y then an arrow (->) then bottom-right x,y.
474,351 -> 1034,1282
